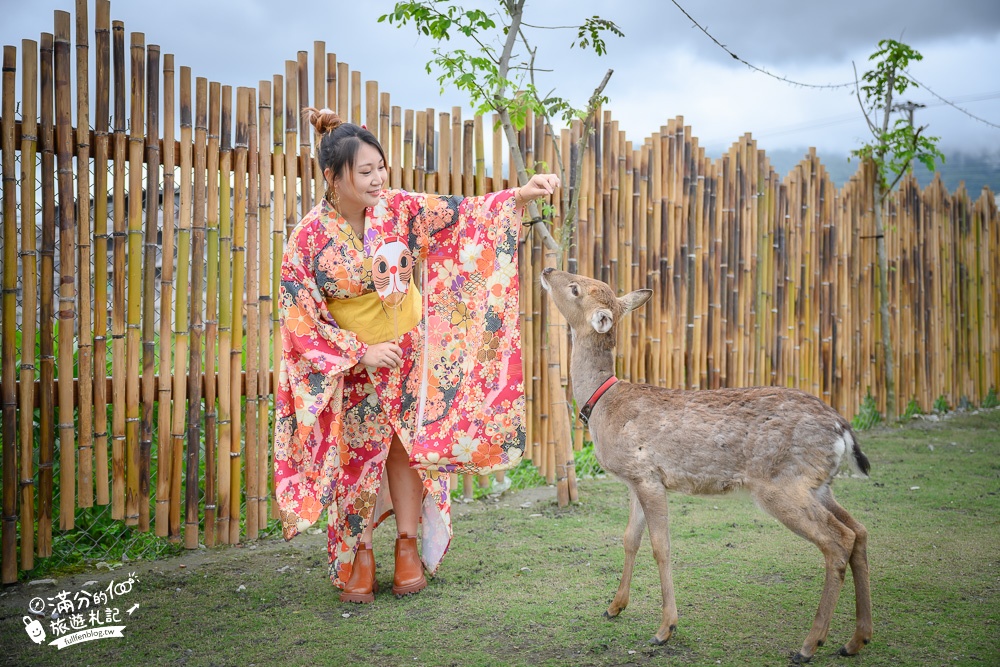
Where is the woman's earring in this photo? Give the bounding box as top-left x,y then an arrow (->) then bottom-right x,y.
325,186 -> 339,210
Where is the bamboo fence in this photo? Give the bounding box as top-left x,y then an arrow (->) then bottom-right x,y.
1,2 -> 998,583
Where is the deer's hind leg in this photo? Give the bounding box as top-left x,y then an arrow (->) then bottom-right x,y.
753,483 -> 857,663
819,488 -> 872,656
605,485 -> 646,619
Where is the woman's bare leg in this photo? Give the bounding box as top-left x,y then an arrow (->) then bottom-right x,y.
386,435 -> 422,535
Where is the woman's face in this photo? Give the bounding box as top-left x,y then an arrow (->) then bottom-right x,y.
332,142 -> 387,211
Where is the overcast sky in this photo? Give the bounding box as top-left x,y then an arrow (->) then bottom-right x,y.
3,0 -> 999,162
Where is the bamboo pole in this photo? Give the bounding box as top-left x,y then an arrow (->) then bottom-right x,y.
336,61 -> 348,121
110,20 -> 126,523
169,66 -> 192,541
414,109 -> 425,193
202,81 -> 221,548
230,87 -> 250,546
245,86 -> 261,541
1,45 -> 18,584
155,53 -> 175,536
296,52 -> 311,216
38,31 -> 56,554
271,75 -> 284,422
257,80 -> 273,531
390,106 -> 402,190
75,0 -> 94,509
366,80 -> 378,142
216,85 -> 233,544
139,43 -> 160,532
403,109 -> 413,191
351,70 -> 361,126
93,0 -> 111,510
185,77 -> 208,550
424,106 -> 435,193
18,38 -> 40,572
55,11 -> 78,530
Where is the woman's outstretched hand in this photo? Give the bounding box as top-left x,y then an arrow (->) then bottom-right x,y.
360,341 -> 403,369
515,173 -> 560,207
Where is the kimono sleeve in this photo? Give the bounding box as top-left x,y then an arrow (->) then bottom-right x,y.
390,189 -> 520,256
279,227 -> 368,431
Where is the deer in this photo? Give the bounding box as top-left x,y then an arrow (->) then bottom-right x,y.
540,267 -> 873,663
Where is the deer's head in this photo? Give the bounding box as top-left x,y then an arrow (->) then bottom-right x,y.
540,268 -> 651,340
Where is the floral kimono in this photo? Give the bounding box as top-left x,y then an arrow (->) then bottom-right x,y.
273,188 -> 525,588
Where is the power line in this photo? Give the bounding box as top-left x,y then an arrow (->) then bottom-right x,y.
903,71 -> 1000,131
668,0 -> 855,90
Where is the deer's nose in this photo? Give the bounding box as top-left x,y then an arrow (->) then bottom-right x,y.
541,267 -> 554,276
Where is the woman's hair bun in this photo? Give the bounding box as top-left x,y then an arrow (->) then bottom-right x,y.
303,107 -> 342,135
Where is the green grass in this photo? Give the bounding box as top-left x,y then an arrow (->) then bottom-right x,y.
2,409 -> 998,666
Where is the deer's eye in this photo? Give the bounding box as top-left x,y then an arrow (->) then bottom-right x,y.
569,283 -> 580,297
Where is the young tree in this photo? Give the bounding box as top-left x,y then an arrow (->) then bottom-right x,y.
380,0 -> 623,506
379,0 -> 622,259
852,39 -> 944,420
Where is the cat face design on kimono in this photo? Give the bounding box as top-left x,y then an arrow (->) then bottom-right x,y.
372,235 -> 413,307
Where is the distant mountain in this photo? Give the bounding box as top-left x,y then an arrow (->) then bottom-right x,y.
762,147 -> 1000,197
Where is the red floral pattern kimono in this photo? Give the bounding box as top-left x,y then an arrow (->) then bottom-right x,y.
273,188 -> 525,588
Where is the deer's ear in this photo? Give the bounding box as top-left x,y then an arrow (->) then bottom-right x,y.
619,289 -> 652,314
590,308 -> 615,334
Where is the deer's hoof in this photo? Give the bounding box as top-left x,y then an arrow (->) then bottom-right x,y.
649,636 -> 666,646
790,651 -> 812,664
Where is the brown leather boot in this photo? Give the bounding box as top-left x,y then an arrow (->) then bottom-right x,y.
339,543 -> 378,603
392,533 -> 427,597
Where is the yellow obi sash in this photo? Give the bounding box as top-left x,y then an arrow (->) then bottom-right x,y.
325,278 -> 422,344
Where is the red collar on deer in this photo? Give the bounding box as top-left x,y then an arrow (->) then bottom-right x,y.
579,376 -> 618,425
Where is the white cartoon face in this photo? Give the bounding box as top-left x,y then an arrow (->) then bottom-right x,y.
23,616 -> 46,644
372,235 -> 413,307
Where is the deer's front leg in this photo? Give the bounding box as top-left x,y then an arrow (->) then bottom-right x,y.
605,486 -> 646,619
636,483 -> 678,646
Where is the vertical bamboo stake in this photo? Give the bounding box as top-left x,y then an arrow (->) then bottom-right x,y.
296,52 -> 311,216
414,110 -> 425,193
350,71 -> 361,126
366,81 -> 378,141
93,0 -> 111,509
451,107 -> 462,195
325,53 -> 337,117
257,80 -> 273,530
284,62 -> 297,237
216,85 -> 233,544
122,30 -> 145,528
75,0 -> 94,509
18,38 -> 40,572
336,62 -> 348,121
38,31 -> 56,555
245,87 -> 261,541
203,81 -> 221,548
185,77 -> 208,550
462,120 -> 474,197
169,66 -> 192,541
139,43 -> 160,532
110,20 -> 126,523
390,106 -> 402,189
55,11 -> 78,530
230,87 -> 250,546
155,53 -> 175,536
313,42 -> 325,208
403,109 -> 413,191
424,106 -> 435,193
437,111 -> 449,192
271,76 -> 284,427
1,45 -> 18,583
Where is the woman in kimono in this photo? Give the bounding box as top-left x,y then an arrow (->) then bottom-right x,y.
273,107 -> 558,603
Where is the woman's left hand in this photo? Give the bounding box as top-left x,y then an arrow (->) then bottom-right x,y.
515,173 -> 560,207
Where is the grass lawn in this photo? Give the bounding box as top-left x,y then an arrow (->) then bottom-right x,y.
2,409 -> 998,666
